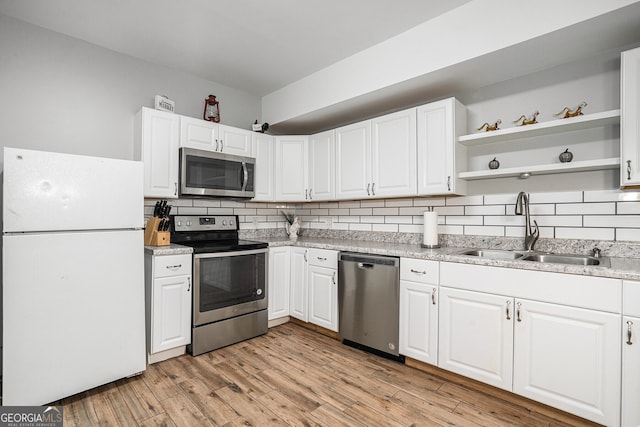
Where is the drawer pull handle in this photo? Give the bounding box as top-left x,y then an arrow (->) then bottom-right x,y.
516,302 -> 522,322
166,264 -> 182,270
187,277 -> 191,292
410,269 -> 426,275
304,250 -> 308,262
332,272 -> 336,285
317,257 -> 327,261
432,288 -> 436,305
506,301 -> 511,320
627,320 -> 634,345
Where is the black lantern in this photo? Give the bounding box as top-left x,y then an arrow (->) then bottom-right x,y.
203,95 -> 220,122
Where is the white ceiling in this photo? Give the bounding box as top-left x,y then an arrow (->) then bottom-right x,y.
0,0 -> 472,96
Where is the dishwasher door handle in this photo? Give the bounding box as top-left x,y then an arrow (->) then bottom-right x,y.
357,262 -> 375,269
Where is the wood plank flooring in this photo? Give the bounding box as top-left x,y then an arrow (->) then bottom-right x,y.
58,323 -> 600,426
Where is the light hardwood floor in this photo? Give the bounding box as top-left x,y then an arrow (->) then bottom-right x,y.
59,323 -> 600,426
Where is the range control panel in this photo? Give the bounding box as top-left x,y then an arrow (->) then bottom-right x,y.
172,215 -> 237,232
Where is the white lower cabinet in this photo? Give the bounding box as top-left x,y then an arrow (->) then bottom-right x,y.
144,253 -> 192,363
623,280 -> 640,427
439,261 -> 622,426
438,287 -> 513,390
268,247 -> 290,320
289,247 -> 308,322
513,299 -> 620,425
399,258 -> 439,365
307,249 -> 338,332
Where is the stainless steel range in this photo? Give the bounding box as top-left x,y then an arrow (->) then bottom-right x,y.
170,215 -> 268,356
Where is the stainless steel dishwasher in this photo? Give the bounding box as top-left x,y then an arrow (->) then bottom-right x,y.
338,252 -> 402,361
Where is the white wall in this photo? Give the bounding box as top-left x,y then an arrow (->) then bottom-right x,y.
0,13 -> 261,164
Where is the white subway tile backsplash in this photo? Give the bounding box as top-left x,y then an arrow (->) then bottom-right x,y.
530,191 -> 582,204
584,190 -> 640,202
617,202 -> 640,215
463,226 -> 504,237
465,205 -> 506,216
616,228 -> 640,242
349,208 -> 373,216
556,203 -> 615,215
584,215 -> 640,228
555,227 -> 615,241
373,224 -> 399,232
166,187 -> 640,243
434,206 -> 465,216
349,223 -> 372,231
372,207 -> 399,216
446,195 -> 483,206
360,200 -> 386,208
446,216 -> 483,226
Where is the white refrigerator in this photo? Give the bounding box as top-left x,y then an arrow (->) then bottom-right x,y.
2,147 -> 146,406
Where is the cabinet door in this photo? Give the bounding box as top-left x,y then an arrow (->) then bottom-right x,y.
218,124 -> 252,157
137,108 -> 180,198
252,133 -> 275,202
335,121 -> 371,200
268,247 -> 290,320
621,47 -> 640,187
417,98 -> 466,195
308,130 -> 335,201
289,247 -> 308,322
399,280 -> 438,365
180,116 -> 217,151
371,108 -> 417,198
275,136 -> 308,201
438,287 -> 513,390
623,315 -> 640,427
513,299 -> 620,427
151,275 -> 191,353
308,265 -> 338,332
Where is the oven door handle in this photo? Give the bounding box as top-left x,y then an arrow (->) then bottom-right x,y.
241,161 -> 249,192
193,248 -> 269,259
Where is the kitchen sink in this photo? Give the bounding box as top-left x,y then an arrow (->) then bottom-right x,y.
457,248 -> 610,267
457,249 -> 525,260
520,253 -> 610,267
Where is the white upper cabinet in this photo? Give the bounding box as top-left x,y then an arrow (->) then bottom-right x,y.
179,116 -> 218,151
308,130 -> 335,201
180,116 -> 252,157
371,108 -> 417,198
335,120 -> 371,200
621,46 -> 640,188
275,135 -> 309,201
134,107 -> 180,199
218,124 -> 253,157
252,133 -> 275,202
336,108 -> 417,200
417,98 -> 466,195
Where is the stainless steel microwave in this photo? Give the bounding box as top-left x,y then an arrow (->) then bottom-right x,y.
179,147 -> 255,199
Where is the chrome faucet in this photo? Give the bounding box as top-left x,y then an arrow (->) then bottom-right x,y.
515,191 -> 539,251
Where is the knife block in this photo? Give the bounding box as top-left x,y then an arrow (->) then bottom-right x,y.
144,217 -> 170,246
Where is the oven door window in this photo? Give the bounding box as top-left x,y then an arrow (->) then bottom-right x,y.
185,154 -> 254,192
197,251 -> 266,312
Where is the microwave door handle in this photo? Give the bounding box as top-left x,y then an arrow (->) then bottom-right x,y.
241,161 -> 248,192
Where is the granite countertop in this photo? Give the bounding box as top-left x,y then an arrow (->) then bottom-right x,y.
258,236 -> 640,281
144,243 -> 193,256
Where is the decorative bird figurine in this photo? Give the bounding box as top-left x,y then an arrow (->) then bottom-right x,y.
513,110 -> 539,126
555,101 -> 587,119
477,119 -> 502,132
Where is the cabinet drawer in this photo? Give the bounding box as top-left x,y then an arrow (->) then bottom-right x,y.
624,280 -> 640,316
400,258 -> 439,284
154,254 -> 192,278
308,248 -> 338,269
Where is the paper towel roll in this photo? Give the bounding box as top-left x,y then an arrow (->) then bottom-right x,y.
423,211 -> 439,247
